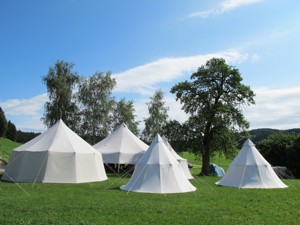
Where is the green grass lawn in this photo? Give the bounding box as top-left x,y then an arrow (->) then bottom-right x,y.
0,138 -> 21,162
1,147 -> 299,224
180,151 -> 233,174
0,175 -> 299,225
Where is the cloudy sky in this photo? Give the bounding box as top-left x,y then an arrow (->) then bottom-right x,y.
1,0 -> 300,132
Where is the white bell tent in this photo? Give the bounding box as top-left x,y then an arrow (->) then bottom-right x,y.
216,139 -> 287,189
120,134 -> 196,194
1,120 -> 107,183
162,136 -> 193,179
93,123 -> 148,164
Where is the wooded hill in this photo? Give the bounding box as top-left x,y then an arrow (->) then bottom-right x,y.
249,128 -> 300,143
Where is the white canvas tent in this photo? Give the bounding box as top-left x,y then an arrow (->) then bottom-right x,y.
1,120 -> 107,183
216,139 -> 287,188
120,134 -> 196,194
162,136 -> 193,179
93,123 -> 148,164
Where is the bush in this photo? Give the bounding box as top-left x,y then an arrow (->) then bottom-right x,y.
287,136 -> 300,178
257,132 -> 300,178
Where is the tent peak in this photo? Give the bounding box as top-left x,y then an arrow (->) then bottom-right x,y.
243,138 -> 255,147
153,133 -> 163,142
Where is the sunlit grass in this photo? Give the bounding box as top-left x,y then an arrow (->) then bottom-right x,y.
0,138 -> 20,162
0,175 -> 299,225
1,144 -> 299,224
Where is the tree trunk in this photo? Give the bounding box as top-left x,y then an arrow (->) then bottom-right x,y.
200,149 -> 210,175
200,125 -> 212,176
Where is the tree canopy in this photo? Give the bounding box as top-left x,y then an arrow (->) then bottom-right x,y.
0,107 -> 7,137
41,61 -> 141,145
6,120 -> 17,141
142,89 -> 169,143
171,58 -> 255,175
77,71 -> 116,144
42,60 -> 80,129
112,98 -> 139,135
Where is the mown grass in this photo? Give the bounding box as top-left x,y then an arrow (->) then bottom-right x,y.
0,138 -> 20,161
1,145 -> 299,224
0,174 -> 299,225
180,151 -> 233,174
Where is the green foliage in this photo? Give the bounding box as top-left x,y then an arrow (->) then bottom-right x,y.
6,121 -> 17,141
42,60 -> 80,129
257,132 -> 300,178
257,132 -> 297,166
142,89 -> 169,142
171,58 -> 255,175
289,136 -> 300,177
163,120 -> 189,152
250,128 -> 300,143
41,61 -> 140,144
112,99 -> 139,135
77,71 -> 116,144
0,177 -> 298,224
16,130 -> 40,144
249,128 -> 280,143
0,107 -> 8,137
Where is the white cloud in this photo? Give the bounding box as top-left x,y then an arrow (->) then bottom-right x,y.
2,52 -> 299,133
0,94 -> 48,131
135,86 -> 300,132
113,49 -> 249,95
244,87 -> 300,129
1,94 -> 47,116
188,0 -> 264,18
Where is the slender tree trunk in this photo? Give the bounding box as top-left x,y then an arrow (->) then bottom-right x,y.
200,149 -> 210,175
200,124 -> 212,175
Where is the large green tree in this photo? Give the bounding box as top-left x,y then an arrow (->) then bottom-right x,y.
142,89 -> 169,143
78,71 -> 116,144
171,58 -> 255,175
42,60 -> 80,129
112,98 -> 139,135
0,107 -> 7,138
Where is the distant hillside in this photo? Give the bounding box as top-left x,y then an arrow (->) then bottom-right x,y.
0,138 -> 21,162
249,128 -> 300,143
16,130 -> 41,143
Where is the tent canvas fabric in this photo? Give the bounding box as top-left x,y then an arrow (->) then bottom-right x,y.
162,136 -> 194,179
1,120 -> 107,183
120,134 -> 196,194
93,123 -> 148,164
208,163 -> 225,177
216,139 -> 287,188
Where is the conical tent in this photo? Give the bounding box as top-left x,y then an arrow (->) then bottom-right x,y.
120,134 -> 196,194
216,139 -> 287,188
93,123 -> 148,164
1,120 -> 107,183
162,136 -> 193,179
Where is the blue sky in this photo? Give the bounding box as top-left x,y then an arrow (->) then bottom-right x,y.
1,0 -> 300,132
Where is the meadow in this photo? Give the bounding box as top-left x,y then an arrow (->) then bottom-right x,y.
0,139 -> 299,224
0,171 -> 299,224
0,138 -> 21,162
